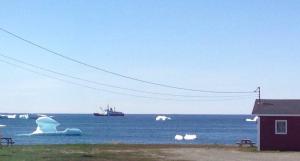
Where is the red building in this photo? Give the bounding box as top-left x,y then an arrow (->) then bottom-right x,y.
252,99 -> 300,151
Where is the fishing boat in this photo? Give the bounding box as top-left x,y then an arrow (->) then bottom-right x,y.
93,105 -> 125,116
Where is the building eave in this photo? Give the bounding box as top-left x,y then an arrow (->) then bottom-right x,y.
256,114 -> 300,117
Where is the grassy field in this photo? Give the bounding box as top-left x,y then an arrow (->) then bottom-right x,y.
0,144 -> 168,161
0,144 -> 242,161
1,144 -> 296,161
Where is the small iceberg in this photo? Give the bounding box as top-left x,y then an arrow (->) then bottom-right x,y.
155,115 -> 171,121
245,116 -> 258,122
184,134 -> 197,140
19,116 -> 82,136
0,114 -> 16,119
174,134 -> 183,141
19,114 -> 29,119
175,134 -> 197,141
19,114 -> 52,120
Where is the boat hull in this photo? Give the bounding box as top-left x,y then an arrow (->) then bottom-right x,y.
93,113 -> 124,116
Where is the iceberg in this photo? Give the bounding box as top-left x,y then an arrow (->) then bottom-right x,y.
19,114 -> 53,120
19,114 -> 29,119
21,116 -> 82,136
0,114 -> 16,119
184,134 -> 197,140
7,114 -> 16,119
174,134 -> 183,141
155,115 -> 171,121
175,134 -> 197,141
245,116 -> 258,122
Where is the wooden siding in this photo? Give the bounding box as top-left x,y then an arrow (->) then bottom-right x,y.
260,116 -> 300,151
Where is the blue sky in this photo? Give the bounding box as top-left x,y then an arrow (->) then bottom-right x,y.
0,0 -> 299,114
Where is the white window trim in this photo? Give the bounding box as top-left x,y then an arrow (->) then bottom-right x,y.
275,120 -> 287,135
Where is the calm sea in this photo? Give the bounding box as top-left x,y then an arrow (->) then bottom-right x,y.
0,114 -> 256,145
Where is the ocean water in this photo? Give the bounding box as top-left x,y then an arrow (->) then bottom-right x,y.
0,114 -> 256,145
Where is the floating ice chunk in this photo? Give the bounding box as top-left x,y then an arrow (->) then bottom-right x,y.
245,116 -> 258,122
155,115 -> 171,121
175,134 -> 183,141
7,114 -> 16,119
184,134 -> 197,140
20,116 -> 82,136
19,114 -> 29,119
58,128 -> 82,136
0,114 -> 16,119
32,116 -> 60,135
19,114 -> 53,120
175,134 -> 197,141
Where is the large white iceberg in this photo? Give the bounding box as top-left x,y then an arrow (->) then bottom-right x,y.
21,116 -> 82,136
155,115 -> 171,121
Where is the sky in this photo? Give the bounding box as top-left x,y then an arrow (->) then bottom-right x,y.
0,0 -> 299,114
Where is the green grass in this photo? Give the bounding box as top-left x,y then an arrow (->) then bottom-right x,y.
0,144 -> 163,161
0,144 -> 257,161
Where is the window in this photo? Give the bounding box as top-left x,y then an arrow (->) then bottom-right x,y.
275,120 -> 287,135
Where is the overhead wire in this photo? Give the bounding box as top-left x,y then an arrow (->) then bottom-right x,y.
0,53 -> 255,98
0,58 -> 255,102
0,27 -> 256,94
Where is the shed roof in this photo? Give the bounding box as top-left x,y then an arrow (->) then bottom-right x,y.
252,99 -> 300,115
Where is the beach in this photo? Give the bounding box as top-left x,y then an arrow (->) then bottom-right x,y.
0,144 -> 299,161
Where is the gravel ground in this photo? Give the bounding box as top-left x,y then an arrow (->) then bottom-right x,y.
162,147 -> 300,161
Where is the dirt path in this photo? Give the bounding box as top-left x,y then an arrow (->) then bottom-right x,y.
161,147 -> 300,161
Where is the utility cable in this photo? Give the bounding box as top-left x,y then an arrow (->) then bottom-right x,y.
0,53 -> 255,98
0,58 -> 255,102
0,27 -> 256,94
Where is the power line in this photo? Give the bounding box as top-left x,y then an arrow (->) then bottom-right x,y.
0,53 -> 255,98
0,27 -> 256,94
0,58 -> 255,102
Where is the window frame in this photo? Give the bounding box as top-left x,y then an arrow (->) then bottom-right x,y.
275,120 -> 287,135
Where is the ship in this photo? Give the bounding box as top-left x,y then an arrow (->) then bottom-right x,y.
93,105 -> 125,116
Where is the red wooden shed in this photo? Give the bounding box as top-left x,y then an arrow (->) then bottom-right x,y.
252,99 -> 300,151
